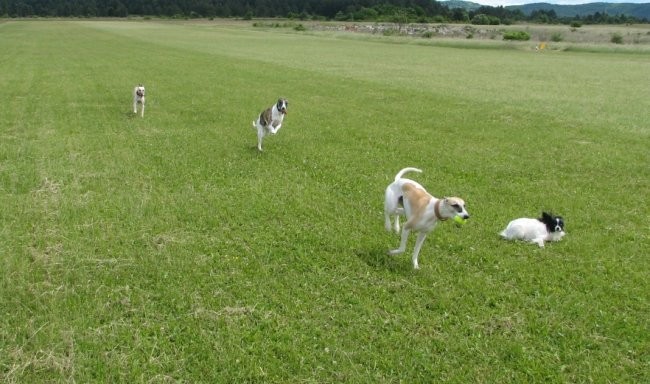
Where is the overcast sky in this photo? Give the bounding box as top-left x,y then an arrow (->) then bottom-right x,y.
444,0 -> 650,6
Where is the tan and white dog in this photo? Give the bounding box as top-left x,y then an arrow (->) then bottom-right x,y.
252,98 -> 288,151
384,167 -> 470,269
133,84 -> 145,117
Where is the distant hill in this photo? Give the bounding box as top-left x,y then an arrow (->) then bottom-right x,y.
510,2 -> 650,20
440,0 -> 483,11
439,1 -> 650,20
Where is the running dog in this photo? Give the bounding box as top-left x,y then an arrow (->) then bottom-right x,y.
133,84 -> 145,117
252,98 -> 288,151
384,167 -> 470,269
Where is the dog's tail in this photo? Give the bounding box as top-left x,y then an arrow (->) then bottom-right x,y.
394,167 -> 422,181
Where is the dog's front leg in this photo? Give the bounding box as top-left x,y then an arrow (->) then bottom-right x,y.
270,123 -> 282,135
133,101 -> 137,114
411,232 -> 428,269
141,102 -> 145,117
389,228 -> 410,256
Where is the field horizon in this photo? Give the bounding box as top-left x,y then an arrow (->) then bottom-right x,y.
0,19 -> 648,382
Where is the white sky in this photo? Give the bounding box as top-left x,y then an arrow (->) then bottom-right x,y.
443,0 -> 650,6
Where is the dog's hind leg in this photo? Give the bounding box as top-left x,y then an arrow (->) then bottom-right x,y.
411,232 -> 428,269
384,207 -> 401,232
384,190 -> 395,232
384,212 -> 393,232
393,211 -> 403,233
256,126 -> 265,151
389,228 -> 410,256
384,213 -> 401,233
393,196 -> 405,232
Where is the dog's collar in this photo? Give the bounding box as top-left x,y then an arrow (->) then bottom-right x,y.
434,200 -> 447,221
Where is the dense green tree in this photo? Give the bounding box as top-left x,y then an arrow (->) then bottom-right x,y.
0,0 -> 644,24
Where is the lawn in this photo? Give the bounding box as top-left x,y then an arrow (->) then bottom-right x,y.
0,19 -> 648,382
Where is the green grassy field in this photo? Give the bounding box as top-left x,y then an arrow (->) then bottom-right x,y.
0,19 -> 648,382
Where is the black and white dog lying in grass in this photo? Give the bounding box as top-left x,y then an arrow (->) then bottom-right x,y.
133,84 -> 145,117
252,98 -> 288,151
500,212 -> 565,247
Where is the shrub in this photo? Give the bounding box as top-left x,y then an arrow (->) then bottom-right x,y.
293,24 -> 306,32
551,32 -> 563,42
334,11 -> 349,21
471,14 -> 486,25
611,33 -> 624,44
287,12 -> 310,21
503,31 -> 530,41
352,7 -> 378,21
570,21 -> 582,28
471,14 -> 499,25
464,25 -> 475,39
382,28 -> 400,36
421,31 -> 434,38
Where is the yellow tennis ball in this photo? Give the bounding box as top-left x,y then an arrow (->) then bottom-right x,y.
453,216 -> 467,226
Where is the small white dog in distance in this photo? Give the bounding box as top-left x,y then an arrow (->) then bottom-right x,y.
133,84 -> 145,117
384,167 -> 470,269
252,98 -> 288,151
500,212 -> 565,247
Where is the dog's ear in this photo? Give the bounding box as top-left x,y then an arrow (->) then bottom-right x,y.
541,212 -> 553,221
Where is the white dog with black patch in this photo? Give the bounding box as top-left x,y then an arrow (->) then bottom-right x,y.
252,98 -> 288,151
384,167 -> 470,269
133,84 -> 145,117
500,212 -> 565,247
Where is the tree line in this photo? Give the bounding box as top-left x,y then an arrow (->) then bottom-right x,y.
1,0 -> 646,24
